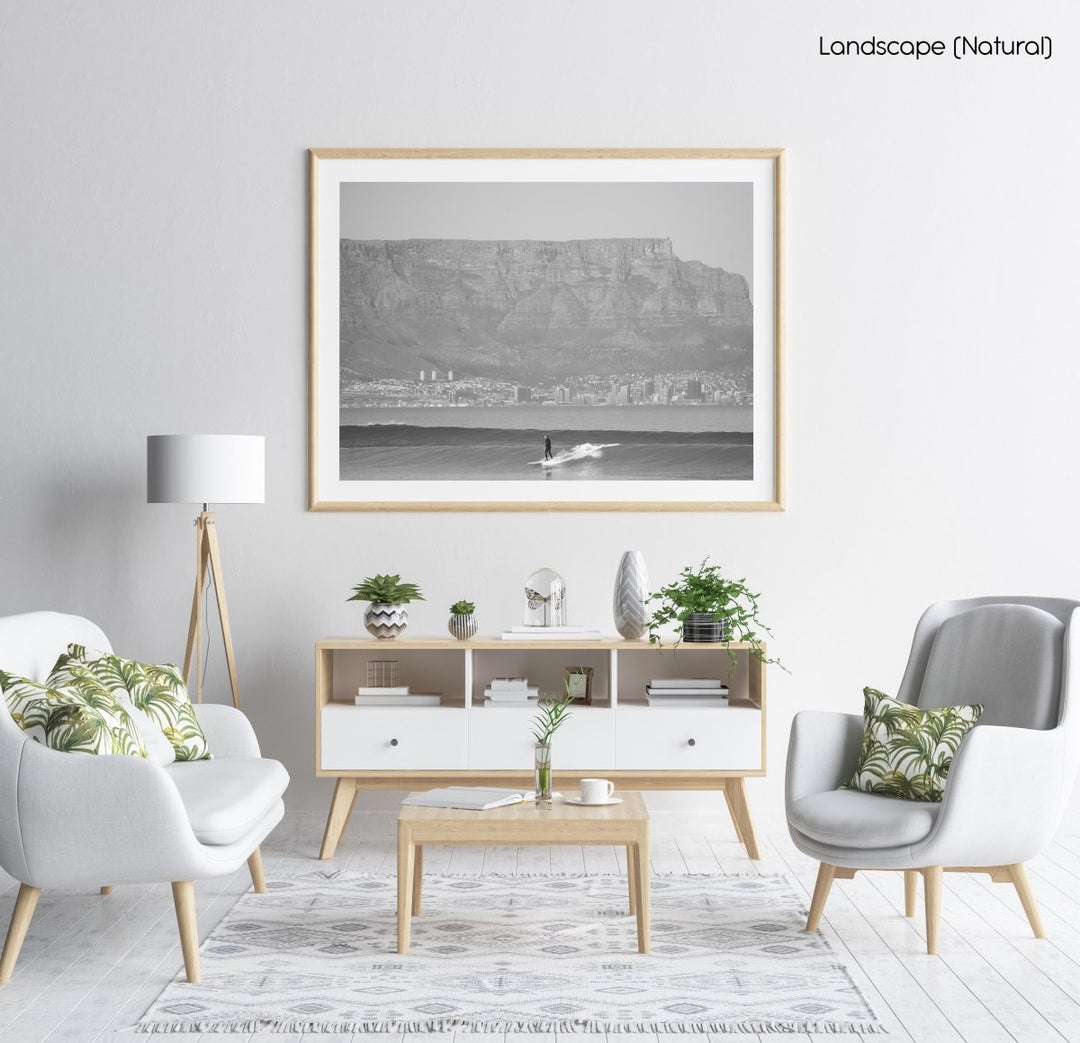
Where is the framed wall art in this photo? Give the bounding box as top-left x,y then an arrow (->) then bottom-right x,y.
309,148 -> 784,511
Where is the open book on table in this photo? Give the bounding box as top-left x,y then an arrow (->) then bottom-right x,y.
401,787 -> 537,811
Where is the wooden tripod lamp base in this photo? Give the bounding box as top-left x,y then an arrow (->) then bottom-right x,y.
147,434 -> 265,712
183,511 -> 241,709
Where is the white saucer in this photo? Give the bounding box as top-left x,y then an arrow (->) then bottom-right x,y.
564,796 -> 623,806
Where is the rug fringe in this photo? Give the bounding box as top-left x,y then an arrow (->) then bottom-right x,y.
267,869 -> 791,881
136,1016 -> 884,1034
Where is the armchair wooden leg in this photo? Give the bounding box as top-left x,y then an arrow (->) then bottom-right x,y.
171,881 -> 201,983
923,865 -> 943,954
247,847 -> 267,894
904,870 -> 918,917
0,884 -> 41,984
1006,863 -> 1046,939
806,863 -> 837,932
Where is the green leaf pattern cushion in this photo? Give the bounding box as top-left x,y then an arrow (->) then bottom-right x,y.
844,687 -> 983,803
51,645 -> 212,761
0,669 -> 147,757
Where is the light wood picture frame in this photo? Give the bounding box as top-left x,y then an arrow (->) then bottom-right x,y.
309,148 -> 785,512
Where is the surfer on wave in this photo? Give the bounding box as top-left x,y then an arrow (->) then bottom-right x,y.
544,435 -> 552,461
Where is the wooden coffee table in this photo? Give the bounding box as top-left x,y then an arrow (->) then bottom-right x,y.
396,791 -> 650,954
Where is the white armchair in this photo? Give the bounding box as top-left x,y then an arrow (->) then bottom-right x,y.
0,611 -> 290,983
786,596 -> 1080,954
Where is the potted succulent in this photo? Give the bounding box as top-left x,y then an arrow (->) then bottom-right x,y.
447,599 -> 478,641
530,689 -> 574,807
348,574 -> 424,640
646,558 -> 780,668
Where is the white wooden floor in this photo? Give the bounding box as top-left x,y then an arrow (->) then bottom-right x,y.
1,809 -> 1079,1042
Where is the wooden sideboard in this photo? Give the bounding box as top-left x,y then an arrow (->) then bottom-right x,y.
315,636 -> 767,859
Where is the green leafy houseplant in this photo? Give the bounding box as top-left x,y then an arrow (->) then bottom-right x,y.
530,690 -> 574,802
449,599 -> 475,615
646,559 -> 780,668
347,574 -> 425,605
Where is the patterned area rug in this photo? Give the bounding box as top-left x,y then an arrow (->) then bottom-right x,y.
137,871 -> 882,1034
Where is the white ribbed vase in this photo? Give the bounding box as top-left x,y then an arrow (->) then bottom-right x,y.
612,550 -> 650,640
448,613 -> 478,640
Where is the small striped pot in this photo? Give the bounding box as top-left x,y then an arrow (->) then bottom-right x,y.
682,612 -> 732,643
364,603 -> 409,640
447,613 -> 478,641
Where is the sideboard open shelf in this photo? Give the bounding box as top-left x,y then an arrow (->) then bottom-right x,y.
315,636 -> 767,860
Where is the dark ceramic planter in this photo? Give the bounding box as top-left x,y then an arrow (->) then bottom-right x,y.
682,612 -> 732,643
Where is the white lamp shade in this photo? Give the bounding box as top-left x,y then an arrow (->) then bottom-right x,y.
147,435 -> 265,504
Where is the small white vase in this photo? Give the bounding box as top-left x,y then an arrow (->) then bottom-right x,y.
364,603 -> 408,640
612,550 -> 649,640
448,613 -> 478,640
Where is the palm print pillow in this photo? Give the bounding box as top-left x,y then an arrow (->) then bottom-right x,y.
844,687 -> 982,803
0,669 -> 147,758
51,645 -> 212,761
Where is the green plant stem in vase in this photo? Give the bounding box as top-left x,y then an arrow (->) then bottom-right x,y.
534,743 -> 552,805
529,691 -> 573,808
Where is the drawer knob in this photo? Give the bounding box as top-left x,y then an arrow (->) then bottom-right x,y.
687,738 -> 696,747
389,738 -> 399,747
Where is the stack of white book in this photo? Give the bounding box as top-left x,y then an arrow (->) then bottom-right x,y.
483,677 -> 539,706
645,678 -> 730,707
354,685 -> 442,706
501,625 -> 603,641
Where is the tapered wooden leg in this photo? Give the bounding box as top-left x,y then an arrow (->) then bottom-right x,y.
626,844 -> 638,915
923,865 -> 943,955
722,778 -> 760,859
722,785 -> 745,844
247,847 -> 266,894
1006,863 -> 1046,939
806,863 -> 836,931
319,777 -> 358,860
171,881 -> 201,983
904,870 -> 918,917
411,845 -> 424,916
632,836 -> 650,954
100,886 -> 113,896
397,825 -> 415,954
336,787 -> 360,847
0,884 -> 41,984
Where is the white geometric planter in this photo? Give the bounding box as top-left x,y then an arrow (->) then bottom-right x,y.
364,603 -> 409,640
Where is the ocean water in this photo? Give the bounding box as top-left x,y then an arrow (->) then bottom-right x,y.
338,406 -> 753,482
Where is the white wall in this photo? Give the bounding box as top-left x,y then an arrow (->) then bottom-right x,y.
2,1 -> 1078,829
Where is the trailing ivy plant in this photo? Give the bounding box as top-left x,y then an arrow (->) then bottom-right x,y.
646,558 -> 783,670
347,574 -> 425,605
449,599 -> 476,615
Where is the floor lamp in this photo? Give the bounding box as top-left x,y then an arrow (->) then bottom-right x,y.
147,435 -> 265,709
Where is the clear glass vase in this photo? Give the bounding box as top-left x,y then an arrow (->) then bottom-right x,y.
534,743 -> 552,808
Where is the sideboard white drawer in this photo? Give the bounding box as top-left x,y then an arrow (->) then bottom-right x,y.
615,707 -> 762,771
468,708 -> 615,770
320,706 -> 468,771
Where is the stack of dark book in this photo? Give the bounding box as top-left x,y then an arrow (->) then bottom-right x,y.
645,678 -> 730,707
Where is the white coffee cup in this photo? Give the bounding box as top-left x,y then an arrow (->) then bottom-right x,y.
580,778 -> 615,803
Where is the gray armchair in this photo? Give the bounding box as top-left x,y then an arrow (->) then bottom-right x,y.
786,596 -> 1080,954
0,611 -> 289,983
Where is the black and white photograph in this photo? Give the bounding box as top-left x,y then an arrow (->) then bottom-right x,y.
310,151 -> 783,510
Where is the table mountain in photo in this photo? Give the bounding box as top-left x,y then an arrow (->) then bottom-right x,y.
339,238 -> 753,382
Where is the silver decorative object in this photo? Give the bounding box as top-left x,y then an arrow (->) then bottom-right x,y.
612,550 -> 649,640
366,660 -> 400,686
524,567 -> 566,627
